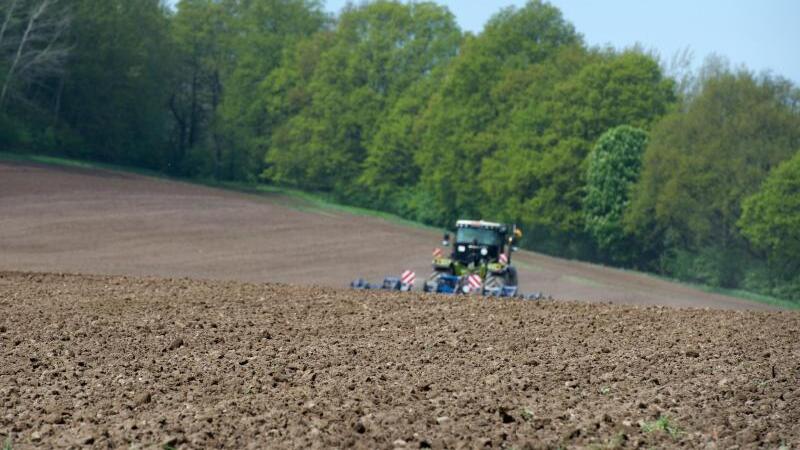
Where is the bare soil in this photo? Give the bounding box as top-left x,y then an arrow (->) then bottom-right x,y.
0,162 -> 777,310
1,272 -> 798,449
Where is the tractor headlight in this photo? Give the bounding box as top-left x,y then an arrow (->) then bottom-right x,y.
457,245 -> 466,253
480,247 -> 488,256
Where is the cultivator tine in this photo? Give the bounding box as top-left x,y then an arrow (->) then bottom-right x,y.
351,270 -> 417,292
501,286 -> 518,297
350,278 -> 373,289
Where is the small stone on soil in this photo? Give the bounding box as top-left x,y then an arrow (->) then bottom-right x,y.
163,435 -> 182,447
45,413 -> 64,424
169,338 -> 184,350
136,392 -> 152,405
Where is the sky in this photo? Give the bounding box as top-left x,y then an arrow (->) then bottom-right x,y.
323,0 -> 800,84
165,0 -> 799,84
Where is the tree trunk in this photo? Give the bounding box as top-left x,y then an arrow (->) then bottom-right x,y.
1,0 -> 50,107
168,93 -> 187,171
0,0 -> 19,49
53,75 -> 63,120
188,69 -> 198,149
211,70 -> 223,180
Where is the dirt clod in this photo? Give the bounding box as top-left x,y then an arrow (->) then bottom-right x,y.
136,392 -> 151,405
169,338 -> 184,350
499,408 -> 516,424
163,435 -> 182,447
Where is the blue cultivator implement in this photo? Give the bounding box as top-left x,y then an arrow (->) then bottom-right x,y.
351,271 -> 543,300
429,274 -> 460,294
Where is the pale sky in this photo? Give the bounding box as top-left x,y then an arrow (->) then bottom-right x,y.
168,0 -> 800,84
328,0 -> 800,84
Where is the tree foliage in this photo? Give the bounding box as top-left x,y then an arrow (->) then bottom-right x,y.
0,0 -> 70,110
60,0 -> 174,167
626,69 -> 800,287
739,151 -> 800,267
264,1 -> 461,194
627,71 -> 800,249
584,125 -> 648,262
481,50 -> 674,243
415,1 -> 582,226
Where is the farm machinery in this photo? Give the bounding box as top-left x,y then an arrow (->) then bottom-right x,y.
351,220 -> 543,299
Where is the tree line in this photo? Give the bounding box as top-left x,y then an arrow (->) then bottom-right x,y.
1,0 -> 798,301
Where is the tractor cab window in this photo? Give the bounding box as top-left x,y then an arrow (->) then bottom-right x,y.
456,227 -> 502,247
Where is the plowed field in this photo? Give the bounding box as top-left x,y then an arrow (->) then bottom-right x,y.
1,272 -> 798,448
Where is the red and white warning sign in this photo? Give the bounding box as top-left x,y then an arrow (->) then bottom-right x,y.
499,253 -> 508,264
432,248 -> 444,258
401,270 -> 416,286
467,274 -> 482,290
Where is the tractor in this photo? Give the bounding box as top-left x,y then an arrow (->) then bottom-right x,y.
422,220 -> 522,297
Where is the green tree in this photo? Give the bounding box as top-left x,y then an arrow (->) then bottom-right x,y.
416,0 -> 581,225
218,0 -> 326,180
61,0 -> 174,167
478,49 -> 674,251
739,151 -> 800,268
357,75 -> 438,210
627,69 -> 800,285
265,1 -> 461,194
169,0 -> 325,180
584,125 -> 648,262
169,0 -> 231,175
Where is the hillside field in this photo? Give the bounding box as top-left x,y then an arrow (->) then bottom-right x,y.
0,161 -> 781,311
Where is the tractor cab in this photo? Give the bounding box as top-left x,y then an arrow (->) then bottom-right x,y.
445,220 -> 512,266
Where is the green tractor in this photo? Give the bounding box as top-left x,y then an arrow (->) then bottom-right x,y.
423,220 -> 523,296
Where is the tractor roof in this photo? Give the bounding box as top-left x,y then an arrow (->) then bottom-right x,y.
456,220 -> 505,230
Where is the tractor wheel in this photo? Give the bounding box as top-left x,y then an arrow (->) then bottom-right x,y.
505,266 -> 519,287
